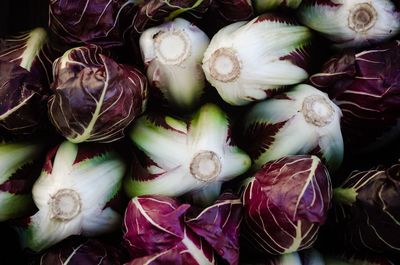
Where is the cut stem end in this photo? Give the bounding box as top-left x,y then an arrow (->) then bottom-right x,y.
190,151 -> 221,182
209,48 -> 241,82
348,3 -> 377,33
49,189 -> 82,221
302,95 -> 335,127
154,29 -> 191,65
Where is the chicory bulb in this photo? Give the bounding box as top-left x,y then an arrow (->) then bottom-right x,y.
0,140 -> 44,221
242,155 -> 332,255
202,14 -> 312,106
0,28 -> 52,133
48,44 -> 147,143
310,40 -> 400,154
298,0 -> 400,48
333,163 -> 400,254
16,141 -> 126,252
140,18 -> 209,110
123,193 -> 242,265
242,84 -> 343,171
125,103 -> 251,205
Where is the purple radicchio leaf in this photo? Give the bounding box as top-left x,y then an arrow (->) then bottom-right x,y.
333,162 -> 400,254
310,40 -> 400,153
48,44 -> 148,143
127,0 -> 211,34
0,28 -> 59,134
194,0 -> 254,37
49,0 -> 136,48
185,192 -> 243,265
242,155 -> 332,255
123,195 -> 244,264
123,196 -> 216,265
123,195 -> 191,259
124,229 -> 215,265
32,236 -> 123,265
211,0 -> 253,22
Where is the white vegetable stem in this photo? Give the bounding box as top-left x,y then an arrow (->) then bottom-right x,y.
202,15 -> 311,106
298,0 -> 400,48
244,84 -> 344,171
126,103 -> 251,204
140,18 -> 209,110
17,141 -> 126,252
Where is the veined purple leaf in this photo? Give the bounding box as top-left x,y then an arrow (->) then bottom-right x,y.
123,193 -> 242,264
0,28 -> 62,89
124,246 -> 201,265
185,193 -> 242,265
32,237 -> 123,265
0,28 -> 59,134
127,0 -> 211,34
211,0 -> 253,22
49,0 -> 135,48
123,195 -> 190,258
310,40 -> 400,153
242,155 -> 332,255
123,195 -> 216,265
48,44 -> 148,143
333,162 -> 400,254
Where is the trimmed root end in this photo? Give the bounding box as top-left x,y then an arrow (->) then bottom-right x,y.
190,151 -> 221,182
302,95 -> 335,127
154,29 -> 191,65
49,189 -> 82,221
209,48 -> 241,83
348,3 -> 377,33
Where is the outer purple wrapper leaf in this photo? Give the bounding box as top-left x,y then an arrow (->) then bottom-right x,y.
242,155 -> 332,255
125,230 -> 214,265
124,247 -> 195,265
310,40 -> 400,153
49,0 -> 135,48
123,195 -> 190,258
123,193 -> 242,264
127,0 -> 211,34
212,0 -> 253,22
49,44 -> 147,143
334,163 -> 400,254
0,31 -> 60,90
0,62 -> 44,133
33,237 -> 122,265
0,28 -> 61,134
186,193 -> 242,265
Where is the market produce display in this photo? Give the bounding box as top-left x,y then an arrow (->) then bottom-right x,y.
1,0 -> 400,264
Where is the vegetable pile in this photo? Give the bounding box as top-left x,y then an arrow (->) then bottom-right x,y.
1,0 -> 400,264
